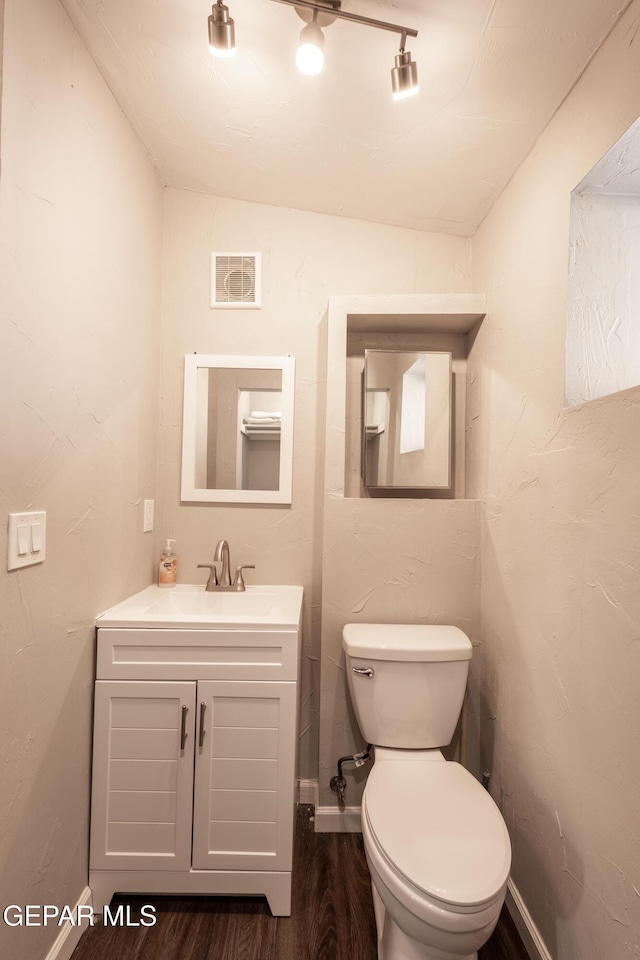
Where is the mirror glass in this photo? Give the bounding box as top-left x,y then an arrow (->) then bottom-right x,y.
181,355 -> 295,504
363,350 -> 452,489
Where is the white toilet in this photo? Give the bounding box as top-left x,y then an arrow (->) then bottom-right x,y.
342,623 -> 511,960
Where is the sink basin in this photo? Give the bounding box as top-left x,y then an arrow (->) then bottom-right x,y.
147,590 -> 273,617
97,584 -> 303,629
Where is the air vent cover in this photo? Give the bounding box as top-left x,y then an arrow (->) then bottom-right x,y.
210,252 -> 262,308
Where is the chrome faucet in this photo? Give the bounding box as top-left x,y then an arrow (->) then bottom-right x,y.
214,538 -> 232,586
198,539 -> 255,592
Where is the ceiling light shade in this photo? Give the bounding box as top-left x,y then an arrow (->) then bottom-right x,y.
296,20 -> 325,76
208,1 -> 236,58
391,50 -> 419,100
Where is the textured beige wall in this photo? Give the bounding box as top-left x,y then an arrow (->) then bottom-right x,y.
320,495 -> 481,807
469,3 -> 640,957
0,1 -> 162,958
157,190 -> 472,782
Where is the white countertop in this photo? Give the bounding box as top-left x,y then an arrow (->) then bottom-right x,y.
96,583 -> 304,630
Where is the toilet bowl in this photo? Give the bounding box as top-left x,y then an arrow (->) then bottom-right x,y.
341,623 -> 512,960
362,750 -> 510,960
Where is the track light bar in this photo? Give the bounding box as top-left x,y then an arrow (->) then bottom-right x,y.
270,0 -> 417,42
208,0 -> 419,98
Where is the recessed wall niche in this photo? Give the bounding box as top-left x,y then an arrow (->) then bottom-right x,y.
566,115 -> 640,406
343,307 -> 484,499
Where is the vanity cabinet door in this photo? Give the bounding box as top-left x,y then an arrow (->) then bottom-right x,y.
192,680 -> 297,872
90,680 -> 196,871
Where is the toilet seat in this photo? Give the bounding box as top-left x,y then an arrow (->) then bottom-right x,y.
364,759 -> 511,911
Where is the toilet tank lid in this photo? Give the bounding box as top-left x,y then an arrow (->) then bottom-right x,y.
342,623 -> 472,662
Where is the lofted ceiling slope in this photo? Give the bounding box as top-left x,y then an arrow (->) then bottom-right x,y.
59,0 -> 633,236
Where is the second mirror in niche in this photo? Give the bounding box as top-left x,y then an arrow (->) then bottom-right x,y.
363,349 -> 452,490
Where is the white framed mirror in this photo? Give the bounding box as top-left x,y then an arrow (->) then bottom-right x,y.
181,354 -> 295,504
363,349 -> 452,490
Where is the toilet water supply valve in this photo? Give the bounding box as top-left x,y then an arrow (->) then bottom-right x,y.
330,745 -> 373,804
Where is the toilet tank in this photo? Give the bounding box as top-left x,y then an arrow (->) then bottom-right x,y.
342,623 -> 472,749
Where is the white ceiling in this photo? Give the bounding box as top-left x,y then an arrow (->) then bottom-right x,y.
59,0 -> 632,236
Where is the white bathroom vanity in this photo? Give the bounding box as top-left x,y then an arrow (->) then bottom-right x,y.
89,584 -> 303,916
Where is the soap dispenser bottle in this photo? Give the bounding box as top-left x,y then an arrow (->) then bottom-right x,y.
159,538 -> 177,588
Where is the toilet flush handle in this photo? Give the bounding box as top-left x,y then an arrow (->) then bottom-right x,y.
352,665 -> 374,678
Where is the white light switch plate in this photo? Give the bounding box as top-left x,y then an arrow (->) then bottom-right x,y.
8,511 -> 46,570
143,499 -> 154,533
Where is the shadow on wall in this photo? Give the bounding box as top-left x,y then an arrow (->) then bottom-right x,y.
334,649 -> 372,799
461,671 -> 586,960
469,519 -> 586,960
512,785 -> 585,960
307,308 -> 330,781
464,668 -> 494,783
0,641 -> 94,960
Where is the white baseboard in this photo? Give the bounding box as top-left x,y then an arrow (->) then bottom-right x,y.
506,878 -> 553,960
298,778 -> 318,805
314,804 -> 362,833
44,886 -> 93,960
298,778 -> 361,831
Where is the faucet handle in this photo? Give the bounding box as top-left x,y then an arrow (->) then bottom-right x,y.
232,564 -> 255,591
197,563 -> 218,589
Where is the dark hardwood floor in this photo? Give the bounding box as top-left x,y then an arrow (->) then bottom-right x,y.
72,806 -> 528,960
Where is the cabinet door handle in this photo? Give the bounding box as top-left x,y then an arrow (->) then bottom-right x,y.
199,702 -> 206,748
180,704 -> 188,750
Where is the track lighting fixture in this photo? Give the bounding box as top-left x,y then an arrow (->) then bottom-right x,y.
208,0 -> 419,99
391,34 -> 419,100
208,0 -> 236,58
296,10 -> 325,76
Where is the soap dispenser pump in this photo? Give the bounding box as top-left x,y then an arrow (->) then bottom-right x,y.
159,538 -> 177,588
